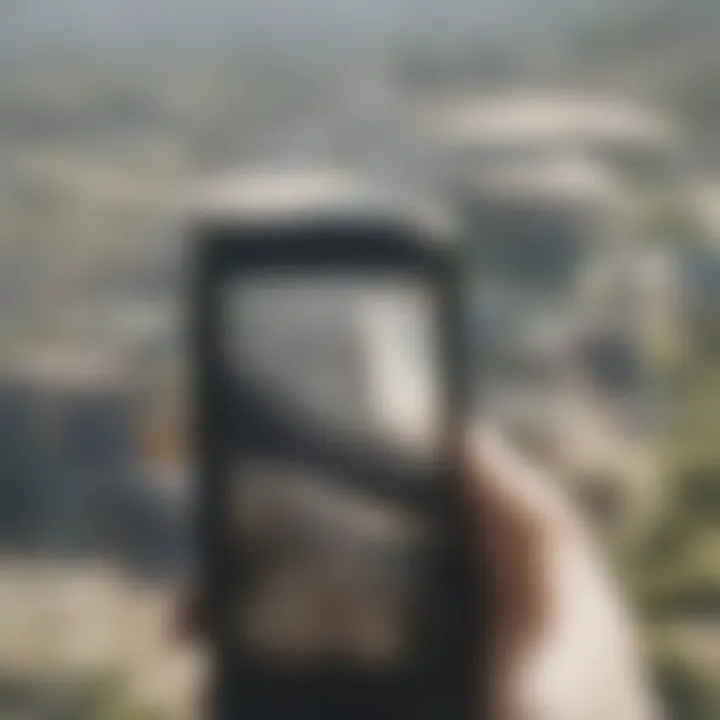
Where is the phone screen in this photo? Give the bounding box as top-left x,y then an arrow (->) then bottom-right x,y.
219,273 -> 444,673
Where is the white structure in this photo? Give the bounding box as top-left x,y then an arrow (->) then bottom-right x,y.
419,95 -> 681,189
191,167 -> 452,235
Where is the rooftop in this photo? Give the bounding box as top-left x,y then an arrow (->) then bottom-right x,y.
465,154 -> 619,207
425,96 -> 679,150
190,167 -> 454,236
4,344 -> 128,391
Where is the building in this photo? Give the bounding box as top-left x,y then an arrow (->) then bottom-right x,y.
418,96 -> 678,540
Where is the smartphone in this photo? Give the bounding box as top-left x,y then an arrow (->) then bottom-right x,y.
189,174 -> 478,720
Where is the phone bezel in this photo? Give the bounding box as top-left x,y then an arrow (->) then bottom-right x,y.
189,214 -> 478,718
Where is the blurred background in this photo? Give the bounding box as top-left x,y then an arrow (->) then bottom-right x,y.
1,0 -> 720,717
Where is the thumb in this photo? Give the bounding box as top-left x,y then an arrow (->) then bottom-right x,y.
460,423 -> 552,720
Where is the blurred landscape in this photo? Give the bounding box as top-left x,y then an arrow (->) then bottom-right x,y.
1,0 -> 720,717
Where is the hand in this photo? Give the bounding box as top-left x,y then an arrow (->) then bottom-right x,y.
461,425 -> 660,720
175,424 -> 659,720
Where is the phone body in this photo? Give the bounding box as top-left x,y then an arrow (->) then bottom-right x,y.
189,176 -> 479,720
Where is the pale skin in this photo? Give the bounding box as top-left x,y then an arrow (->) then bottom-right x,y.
178,425 -> 660,720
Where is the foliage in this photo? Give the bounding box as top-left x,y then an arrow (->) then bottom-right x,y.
651,647 -> 720,720
638,195 -> 706,247
0,675 -> 169,720
61,676 -> 168,720
619,348 -> 720,717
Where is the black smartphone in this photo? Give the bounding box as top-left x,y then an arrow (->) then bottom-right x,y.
189,174 -> 478,720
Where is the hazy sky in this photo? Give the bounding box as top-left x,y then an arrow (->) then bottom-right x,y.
0,0 -> 665,66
